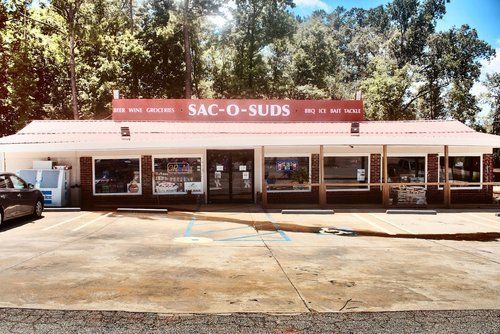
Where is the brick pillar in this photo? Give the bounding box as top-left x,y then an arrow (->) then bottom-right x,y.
141,155 -> 153,196
311,154 -> 319,183
311,154 -> 320,202
427,154 -> 439,190
370,154 -> 381,190
80,157 -> 93,210
483,154 -> 494,196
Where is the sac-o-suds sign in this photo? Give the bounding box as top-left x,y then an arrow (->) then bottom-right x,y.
112,99 -> 364,122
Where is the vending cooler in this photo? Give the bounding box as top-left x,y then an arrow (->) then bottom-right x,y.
17,169 -> 71,207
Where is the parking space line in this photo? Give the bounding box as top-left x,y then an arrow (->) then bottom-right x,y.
191,225 -> 251,236
264,212 -> 291,242
218,231 -> 280,242
368,213 -> 414,234
72,212 -> 113,232
183,213 -> 290,242
184,216 -> 196,237
351,213 -> 394,234
43,212 -> 93,231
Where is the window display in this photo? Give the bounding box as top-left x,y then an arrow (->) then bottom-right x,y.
265,156 -> 310,191
439,156 -> 481,187
387,157 -> 425,183
324,156 -> 368,190
154,157 -> 202,194
94,158 -> 141,194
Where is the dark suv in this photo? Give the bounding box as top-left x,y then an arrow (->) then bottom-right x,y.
0,173 -> 44,226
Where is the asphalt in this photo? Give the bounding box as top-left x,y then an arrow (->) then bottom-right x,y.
0,308 -> 498,334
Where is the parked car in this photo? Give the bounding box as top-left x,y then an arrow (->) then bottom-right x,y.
0,173 -> 44,226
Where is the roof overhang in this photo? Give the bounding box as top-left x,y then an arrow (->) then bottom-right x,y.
1,120 -> 500,153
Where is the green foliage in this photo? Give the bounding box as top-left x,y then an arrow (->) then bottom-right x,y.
0,0 -> 496,136
361,56 -> 416,120
291,167 -> 309,184
484,73 -> 500,135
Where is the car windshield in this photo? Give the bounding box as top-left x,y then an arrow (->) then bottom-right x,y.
9,176 -> 26,190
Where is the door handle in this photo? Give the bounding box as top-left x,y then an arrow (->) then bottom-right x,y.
0,195 -> 5,199
17,193 -> 22,198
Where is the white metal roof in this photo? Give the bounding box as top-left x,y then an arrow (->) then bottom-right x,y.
0,119 -> 499,152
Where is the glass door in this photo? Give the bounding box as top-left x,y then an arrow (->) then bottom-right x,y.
207,150 -> 254,203
231,150 -> 254,202
207,151 -> 231,202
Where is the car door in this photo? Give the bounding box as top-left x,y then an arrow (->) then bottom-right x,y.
0,175 -> 18,219
9,175 -> 32,216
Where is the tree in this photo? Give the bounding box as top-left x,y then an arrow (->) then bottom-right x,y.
361,55 -> 417,120
137,0 -> 185,98
180,0 -> 221,98
388,0 -> 447,66
290,11 -> 340,98
0,1 -> 12,137
51,0 -> 85,120
0,0 -> 496,133
484,73 -> 500,135
228,0 -> 295,97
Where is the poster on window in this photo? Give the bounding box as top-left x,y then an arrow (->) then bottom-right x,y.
185,182 -> 203,193
276,160 -> 299,172
154,157 -> 202,194
357,169 -> 366,182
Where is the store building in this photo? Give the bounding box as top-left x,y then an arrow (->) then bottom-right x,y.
1,98 -> 499,209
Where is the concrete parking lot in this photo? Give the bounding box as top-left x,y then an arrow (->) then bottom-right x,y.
0,206 -> 499,314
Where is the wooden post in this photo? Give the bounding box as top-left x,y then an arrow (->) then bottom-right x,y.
261,146 -> 268,209
319,145 -> 327,207
383,145 -> 389,207
444,145 -> 451,208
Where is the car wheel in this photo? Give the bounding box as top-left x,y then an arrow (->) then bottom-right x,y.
0,210 -> 3,226
33,200 -> 44,219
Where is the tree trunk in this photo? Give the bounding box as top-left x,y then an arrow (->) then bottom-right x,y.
69,32 -> 79,120
129,0 -> 134,32
183,0 -> 192,99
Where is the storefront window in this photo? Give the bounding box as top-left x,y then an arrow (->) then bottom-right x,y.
324,156 -> 368,190
265,156 -> 310,191
154,157 -> 202,194
94,158 -> 141,194
387,157 -> 425,183
439,156 -> 481,187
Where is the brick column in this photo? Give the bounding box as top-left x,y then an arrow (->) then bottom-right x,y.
80,157 -> 93,210
370,154 -> 381,190
427,154 -> 439,189
426,154 -> 440,205
483,154 -> 494,195
311,154 -> 319,183
311,154 -> 320,202
141,155 -> 153,196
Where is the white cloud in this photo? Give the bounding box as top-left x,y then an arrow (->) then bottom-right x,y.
294,0 -> 332,11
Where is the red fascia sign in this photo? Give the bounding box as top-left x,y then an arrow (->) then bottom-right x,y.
112,99 -> 364,122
